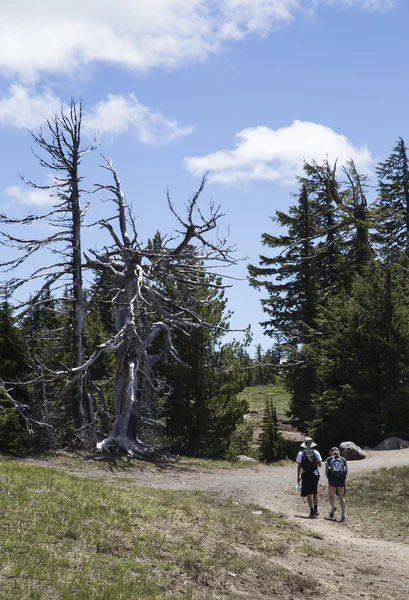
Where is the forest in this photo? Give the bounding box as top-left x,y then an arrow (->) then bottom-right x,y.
1,102 -> 409,460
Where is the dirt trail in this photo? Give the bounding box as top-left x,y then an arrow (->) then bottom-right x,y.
18,449 -> 409,599
101,448 -> 409,599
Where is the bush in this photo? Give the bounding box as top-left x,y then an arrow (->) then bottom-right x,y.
225,420 -> 254,460
0,388 -> 30,453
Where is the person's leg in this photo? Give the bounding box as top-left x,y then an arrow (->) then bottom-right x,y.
313,492 -> 319,515
306,493 -> 315,517
328,484 -> 337,517
338,486 -> 346,520
313,474 -> 319,515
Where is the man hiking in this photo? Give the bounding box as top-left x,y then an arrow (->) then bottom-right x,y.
296,437 -> 322,518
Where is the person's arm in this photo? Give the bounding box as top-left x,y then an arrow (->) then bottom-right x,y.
315,450 -> 322,468
297,462 -> 302,483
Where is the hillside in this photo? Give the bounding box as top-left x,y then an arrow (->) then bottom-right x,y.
4,448 -> 409,599
238,383 -> 304,451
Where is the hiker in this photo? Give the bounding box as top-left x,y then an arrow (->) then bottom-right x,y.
296,437 -> 322,518
325,446 -> 348,522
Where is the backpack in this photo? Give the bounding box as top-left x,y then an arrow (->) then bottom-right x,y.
327,456 -> 347,479
301,449 -> 318,473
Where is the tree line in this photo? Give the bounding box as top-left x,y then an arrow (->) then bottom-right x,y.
0,101 -> 277,458
4,101 -> 406,460
249,139 -> 409,453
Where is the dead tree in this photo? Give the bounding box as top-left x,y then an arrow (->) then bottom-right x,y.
80,157 -> 237,456
0,101 -> 97,442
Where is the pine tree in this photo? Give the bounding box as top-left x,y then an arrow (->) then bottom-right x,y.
249,182 -> 322,430
162,271 -> 248,457
375,137 -> 409,260
299,159 -> 344,294
248,183 -> 319,345
258,400 -> 286,463
0,298 -> 29,387
0,299 -> 30,451
311,261 -> 409,449
21,289 -> 68,447
84,270 -> 116,416
250,159 -> 376,432
341,160 -> 373,273
300,158 -> 373,291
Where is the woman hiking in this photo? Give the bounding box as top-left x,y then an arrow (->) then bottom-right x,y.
325,446 -> 348,522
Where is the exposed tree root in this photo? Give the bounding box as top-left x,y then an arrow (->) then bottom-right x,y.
96,434 -> 167,459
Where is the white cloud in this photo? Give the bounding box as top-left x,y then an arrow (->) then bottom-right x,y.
0,85 -> 65,129
0,1 -> 397,79
84,94 -> 194,144
324,0 -> 396,10
5,184 -> 54,207
184,120 -> 374,185
0,86 -> 192,143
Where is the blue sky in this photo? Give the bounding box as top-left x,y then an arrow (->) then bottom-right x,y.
0,0 -> 407,352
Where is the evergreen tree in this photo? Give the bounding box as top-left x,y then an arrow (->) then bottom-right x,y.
311,262 -> 409,449
239,348 -> 256,387
248,183 -> 319,345
300,158 -> 373,291
263,348 -> 278,384
300,160 -> 344,294
249,182 -> 321,429
84,270 -> 116,429
254,344 -> 263,385
284,345 -> 319,430
250,159 -> 376,432
341,160 -> 373,273
0,299 -> 30,451
0,298 -> 29,388
163,274 -> 248,457
252,345 -> 277,386
258,399 -> 286,463
375,138 -> 409,260
225,419 -> 253,460
21,290 -> 69,447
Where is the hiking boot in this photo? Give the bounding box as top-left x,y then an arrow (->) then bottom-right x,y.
313,505 -> 319,516
329,506 -> 337,518
309,509 -> 315,518
340,514 -> 347,522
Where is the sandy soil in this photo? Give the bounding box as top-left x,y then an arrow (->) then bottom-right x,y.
18,448 -> 409,599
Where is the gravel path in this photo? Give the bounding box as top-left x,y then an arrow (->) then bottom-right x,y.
110,448 -> 409,599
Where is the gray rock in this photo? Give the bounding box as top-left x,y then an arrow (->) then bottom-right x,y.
374,437 -> 409,451
232,455 -> 258,463
339,441 -> 367,460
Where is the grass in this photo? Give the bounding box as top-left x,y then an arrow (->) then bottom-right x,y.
237,382 -> 299,458
347,465 -> 409,543
0,459 -> 324,599
294,542 -> 339,560
238,382 -> 291,420
13,451 -> 259,474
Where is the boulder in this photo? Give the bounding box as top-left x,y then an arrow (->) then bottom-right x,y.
374,437 -> 409,451
339,441 -> 366,460
232,455 -> 258,463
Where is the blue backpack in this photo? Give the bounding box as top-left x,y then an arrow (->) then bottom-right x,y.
327,456 -> 347,479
